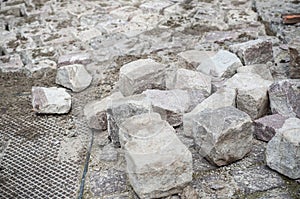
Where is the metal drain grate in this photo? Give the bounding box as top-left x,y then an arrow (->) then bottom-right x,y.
0,114 -> 81,198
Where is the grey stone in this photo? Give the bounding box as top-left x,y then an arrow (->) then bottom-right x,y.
289,37 -> 300,79
173,68 -> 212,97
118,59 -> 167,96
231,166 -> 285,194
191,106 -> 253,166
201,31 -> 240,44
56,64 -> 92,92
266,118 -> 300,179
107,94 -> 152,147
58,52 -> 92,66
83,92 -> 123,130
225,8 -> 258,28
254,114 -> 287,142
143,89 -> 191,127
197,50 -> 243,78
181,186 -> 198,199
0,54 -> 24,72
119,113 -> 192,199
99,144 -> 118,162
177,50 -> 216,69
225,73 -> 273,119
268,79 -> 300,118
89,169 -> 128,198
237,64 -> 274,81
25,59 -> 57,77
183,87 -> 236,137
230,39 -> 273,65
32,87 -> 71,114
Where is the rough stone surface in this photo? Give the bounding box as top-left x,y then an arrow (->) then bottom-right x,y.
183,87 -> 236,137
143,89 -> 191,126
254,114 -> 287,142
237,64 -> 274,81
107,94 -> 152,147
56,64 -> 92,92
173,68 -> 212,97
58,52 -> 91,66
190,106 -> 253,166
0,54 -> 24,72
84,92 -> 123,130
266,117 -> 300,179
225,73 -> 273,119
32,87 -> 71,114
118,59 -> 167,96
230,39 -> 273,65
177,50 -> 216,69
119,113 -> 193,199
98,143 -> 118,162
231,166 -> 285,194
268,79 -> 300,118
197,50 -> 243,78
289,37 -> 300,79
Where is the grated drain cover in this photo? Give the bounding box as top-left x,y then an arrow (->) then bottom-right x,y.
0,114 -> 83,198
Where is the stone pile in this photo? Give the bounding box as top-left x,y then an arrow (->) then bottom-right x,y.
0,0 -> 300,198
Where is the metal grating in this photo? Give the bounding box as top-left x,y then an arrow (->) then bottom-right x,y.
0,114 -> 82,199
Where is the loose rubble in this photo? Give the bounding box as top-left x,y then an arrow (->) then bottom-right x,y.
266,118 -> 300,179
56,64 -> 92,92
230,39 -> 273,65
225,73 -> 273,119
118,59 -> 167,96
190,106 -> 253,166
197,50 -> 243,78
107,94 -> 152,147
183,87 -> 236,137
254,114 -> 287,142
31,87 -> 71,114
1,0 -> 300,198
268,79 -> 300,118
119,113 -> 193,198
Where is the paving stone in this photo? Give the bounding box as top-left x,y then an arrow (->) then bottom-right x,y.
201,31 -> 241,44
225,73 -> 273,119
289,37 -> 300,79
230,39 -> 273,65
225,8 -> 258,28
0,54 -> 24,72
143,89 -> 191,126
183,87 -> 236,138
177,50 -> 216,69
237,64 -> 274,81
119,113 -> 192,199
173,68 -> 212,97
58,52 -> 92,66
197,50 -> 243,78
31,87 -> 71,114
268,79 -> 300,118
83,92 -> 123,130
118,59 -> 167,96
191,106 -> 253,166
266,118 -> 300,179
230,166 -> 285,194
56,64 -> 93,92
107,94 -> 152,147
24,59 -> 57,77
254,114 -> 287,142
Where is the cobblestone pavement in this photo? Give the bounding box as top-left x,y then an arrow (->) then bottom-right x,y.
0,0 -> 300,198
